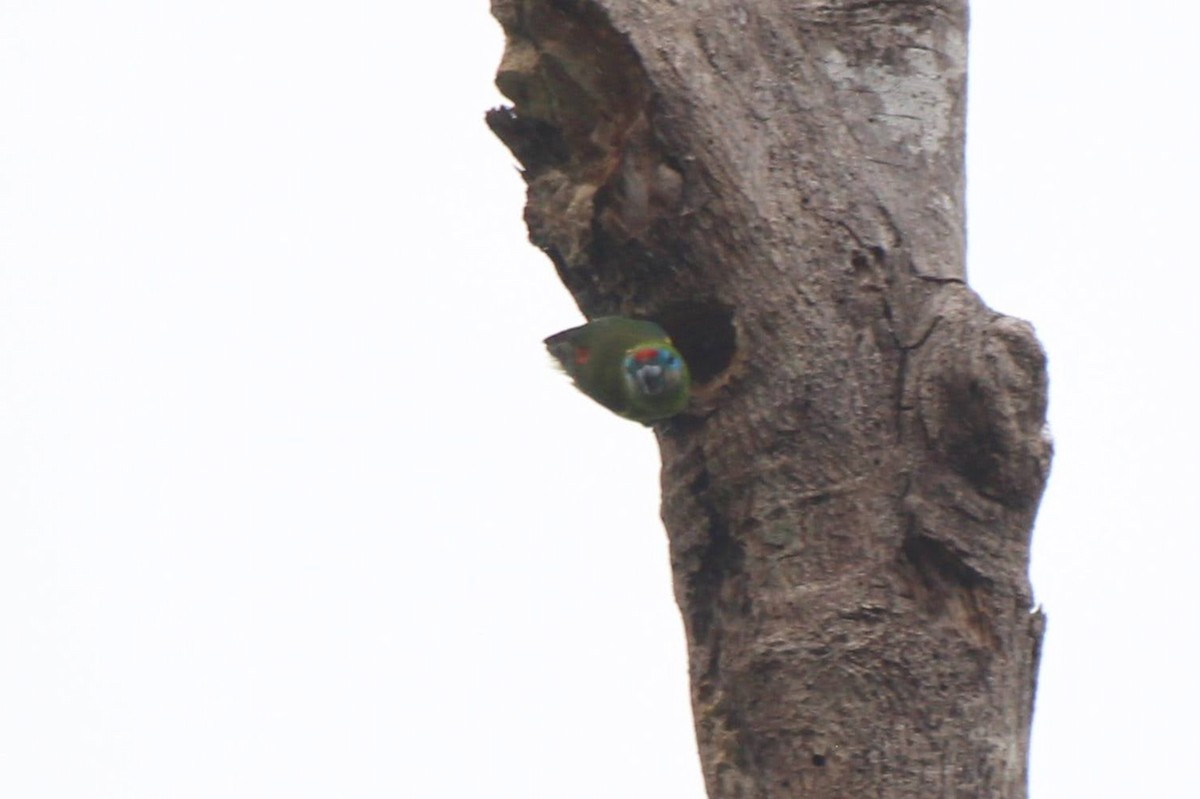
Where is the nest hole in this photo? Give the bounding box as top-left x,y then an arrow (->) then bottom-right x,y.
657,301 -> 736,385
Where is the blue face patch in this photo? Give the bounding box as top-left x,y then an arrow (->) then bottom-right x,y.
625,348 -> 683,397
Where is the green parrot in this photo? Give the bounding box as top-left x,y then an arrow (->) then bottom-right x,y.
544,316 -> 691,423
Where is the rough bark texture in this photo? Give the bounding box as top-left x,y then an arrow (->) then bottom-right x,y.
488,1 -> 1052,797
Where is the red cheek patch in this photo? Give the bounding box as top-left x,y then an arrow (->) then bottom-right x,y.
574,348 -> 591,365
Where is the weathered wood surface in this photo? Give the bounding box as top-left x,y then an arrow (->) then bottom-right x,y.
489,1 -> 1051,796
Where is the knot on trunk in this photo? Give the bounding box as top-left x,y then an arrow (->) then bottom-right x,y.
913,288 -> 1053,507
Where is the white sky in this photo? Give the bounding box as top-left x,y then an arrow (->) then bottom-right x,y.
0,2 -> 1195,797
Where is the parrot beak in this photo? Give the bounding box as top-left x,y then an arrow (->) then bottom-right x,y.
635,364 -> 666,395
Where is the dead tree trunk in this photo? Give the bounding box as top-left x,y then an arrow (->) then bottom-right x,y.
488,1 -> 1052,797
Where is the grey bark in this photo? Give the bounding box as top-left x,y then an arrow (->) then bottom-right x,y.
488,1 -> 1052,797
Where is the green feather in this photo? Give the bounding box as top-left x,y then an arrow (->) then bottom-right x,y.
545,316 -> 691,423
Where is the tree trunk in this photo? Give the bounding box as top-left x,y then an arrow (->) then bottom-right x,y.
487,1 -> 1052,797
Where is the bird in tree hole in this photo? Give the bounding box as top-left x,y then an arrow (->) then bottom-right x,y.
544,317 -> 691,424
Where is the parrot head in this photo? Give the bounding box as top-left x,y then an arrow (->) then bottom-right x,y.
545,316 -> 691,424
624,345 -> 685,398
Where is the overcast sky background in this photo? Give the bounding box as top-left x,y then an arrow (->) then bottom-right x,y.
1,2 -> 1196,797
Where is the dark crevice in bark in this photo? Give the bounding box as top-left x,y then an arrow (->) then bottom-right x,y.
685,466 -> 745,647
899,526 -> 999,650
485,105 -> 568,174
